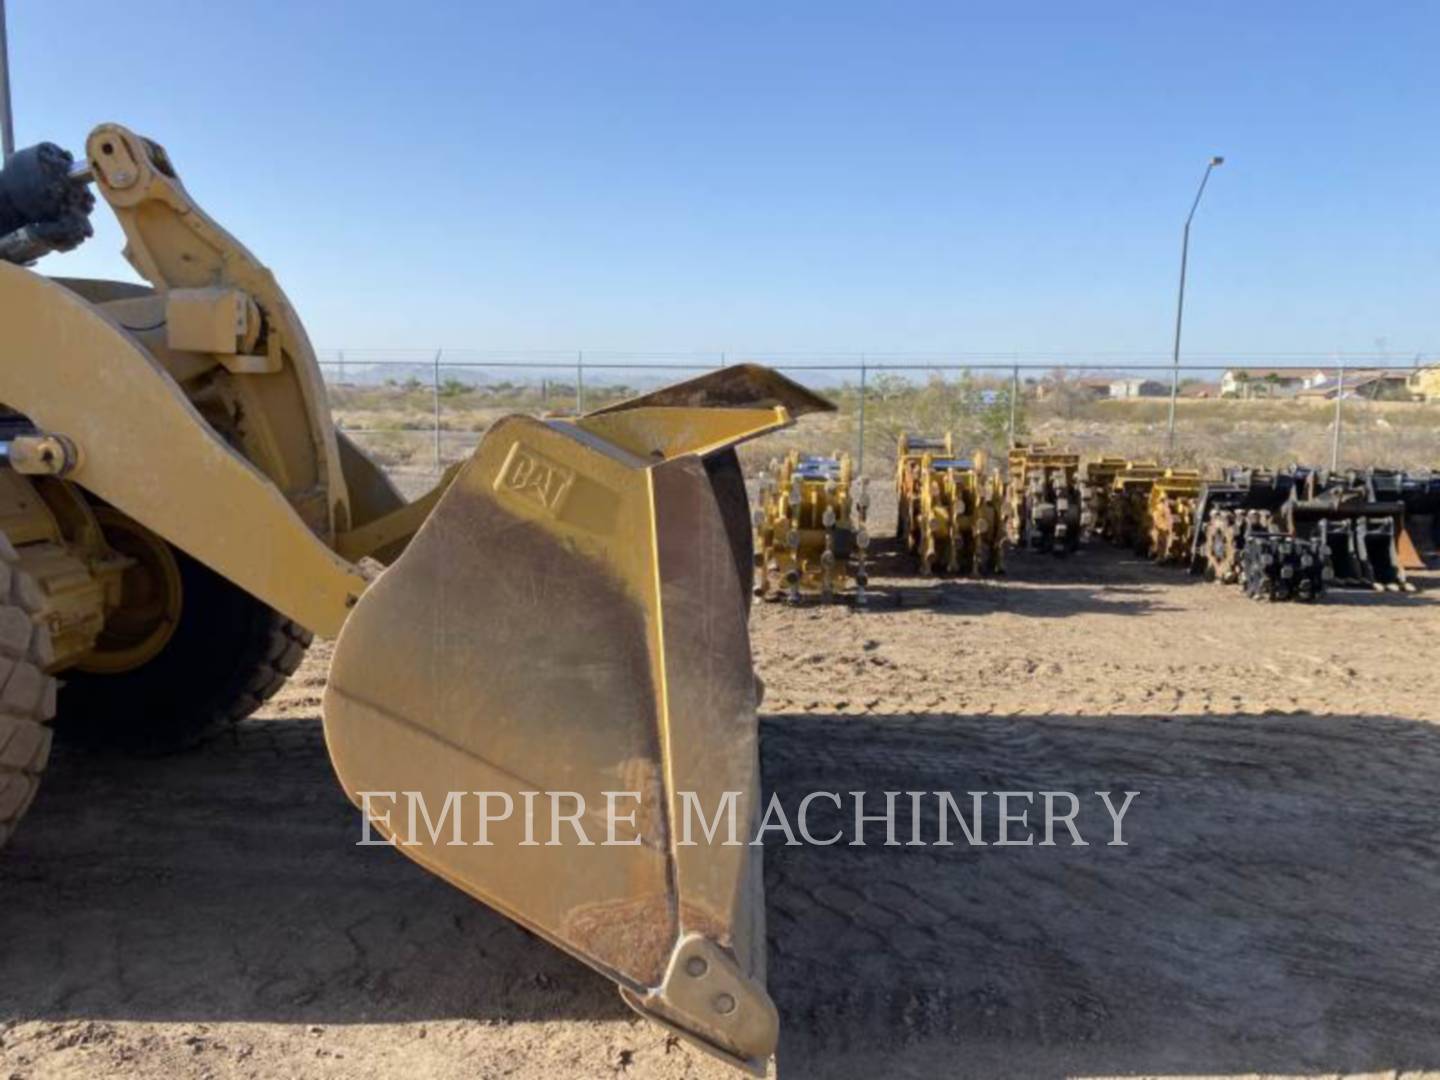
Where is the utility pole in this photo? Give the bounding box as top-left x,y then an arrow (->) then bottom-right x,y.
432,349 -> 443,473
1166,155 -> 1225,455
0,0 -> 16,159
856,356 -> 867,477
1330,353 -> 1345,471
1009,364 -> 1020,444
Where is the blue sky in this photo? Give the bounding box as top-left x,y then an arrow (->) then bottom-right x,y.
10,1 -> 1438,359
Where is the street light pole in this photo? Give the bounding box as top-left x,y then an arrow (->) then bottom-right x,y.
0,0 -> 15,159
1166,155 -> 1224,456
1330,352 -> 1345,471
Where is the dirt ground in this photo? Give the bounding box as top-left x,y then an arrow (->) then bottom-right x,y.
3,511 -> 1440,1078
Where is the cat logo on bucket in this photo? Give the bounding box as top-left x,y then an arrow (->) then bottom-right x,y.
495,442 -> 576,514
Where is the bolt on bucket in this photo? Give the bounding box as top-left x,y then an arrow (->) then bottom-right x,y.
322,366 -> 831,1072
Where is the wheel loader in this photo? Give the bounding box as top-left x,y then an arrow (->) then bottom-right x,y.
0,123 -> 832,1073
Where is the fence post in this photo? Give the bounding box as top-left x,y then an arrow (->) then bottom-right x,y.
857,356 -> 867,477
720,351 -> 727,368
432,348 -> 443,473
576,350 -> 584,414
1330,354 -> 1345,471
1166,364 -> 1180,459
1008,364 -> 1020,444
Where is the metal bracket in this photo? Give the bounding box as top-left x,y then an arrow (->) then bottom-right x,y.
621,933 -> 779,1076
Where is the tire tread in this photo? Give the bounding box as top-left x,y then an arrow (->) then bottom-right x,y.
0,541 -> 57,849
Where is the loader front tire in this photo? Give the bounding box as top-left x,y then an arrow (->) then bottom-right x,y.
0,540 -> 57,849
55,544 -> 311,755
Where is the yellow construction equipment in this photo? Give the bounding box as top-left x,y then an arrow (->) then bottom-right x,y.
1081,456 -> 1130,541
895,433 -> 1004,575
1005,442 -> 1082,555
0,124 -> 832,1073
1145,469 -> 1205,563
754,450 -> 871,602
1104,461 -> 1164,548
895,432 -> 953,543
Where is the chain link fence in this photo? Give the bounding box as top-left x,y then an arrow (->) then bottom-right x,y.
316,350 -> 1440,480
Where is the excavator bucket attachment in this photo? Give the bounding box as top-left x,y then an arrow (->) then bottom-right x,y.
322,365 -> 833,1073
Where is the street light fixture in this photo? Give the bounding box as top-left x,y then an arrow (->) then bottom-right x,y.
1166,155 -> 1225,455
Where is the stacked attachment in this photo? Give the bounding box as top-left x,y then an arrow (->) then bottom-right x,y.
1357,468 -> 1439,567
1144,469 -> 1204,563
754,451 -> 871,603
1080,456 -> 1130,542
895,432 -> 953,544
1240,532 -> 1328,602
1188,467 -> 1293,576
895,433 -> 1004,576
1200,508 -> 1275,584
1005,442 -> 1082,556
1280,477 -> 1412,592
1190,466 -> 1417,595
1103,461 -> 1164,548
1400,471 -> 1440,561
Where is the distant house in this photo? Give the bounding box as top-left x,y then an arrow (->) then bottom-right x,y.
1409,365 -> 1440,402
1034,374 -> 1115,401
1220,367 -> 1322,399
1108,377 -> 1166,399
1298,370 -> 1413,401
1352,372 -> 1412,400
